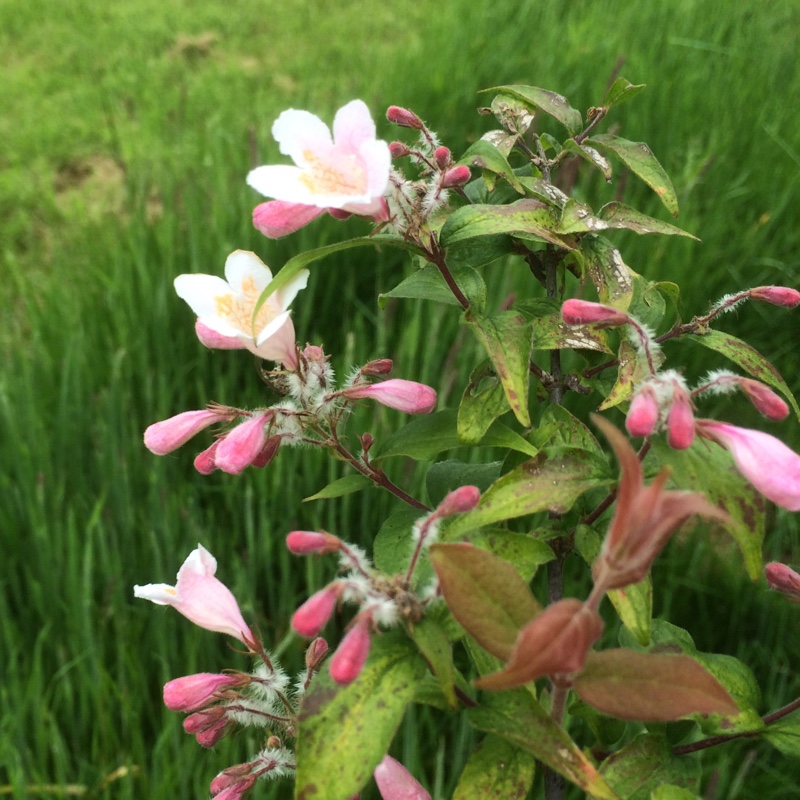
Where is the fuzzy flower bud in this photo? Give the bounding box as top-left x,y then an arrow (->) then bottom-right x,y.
434,146 -> 451,170
561,299 -> 629,327
342,379 -> 437,414
374,756 -> 432,800
441,165 -> 471,188
666,385 -> 695,450
330,617 -> 372,685
292,586 -> 339,638
214,413 -> 273,475
305,637 -> 330,670
213,777 -> 256,800
389,141 -> 411,158
738,379 -> 789,420
194,440 -> 221,474
386,105 -> 424,129
210,763 -> 254,795
765,562 -> 800,602
163,673 -> 241,712
144,409 -> 227,455
360,358 -> 393,376
748,286 -> 800,308
626,385 -> 660,437
434,486 -> 481,518
286,531 -> 341,555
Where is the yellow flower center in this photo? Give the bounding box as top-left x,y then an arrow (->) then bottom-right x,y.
213,275 -> 274,338
298,149 -> 367,196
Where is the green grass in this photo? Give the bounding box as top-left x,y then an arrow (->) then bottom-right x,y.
3,0 -> 800,797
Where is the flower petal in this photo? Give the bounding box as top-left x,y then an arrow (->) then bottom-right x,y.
272,108 -> 333,164
252,200 -> 324,238
332,99 -> 377,152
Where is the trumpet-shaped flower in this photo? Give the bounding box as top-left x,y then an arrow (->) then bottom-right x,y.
699,421 -> 800,511
247,100 -> 391,237
163,673 -> 242,712
144,408 -> 230,455
340,379 -> 437,414
134,544 -> 253,645
174,250 -> 309,368
374,756 -> 431,800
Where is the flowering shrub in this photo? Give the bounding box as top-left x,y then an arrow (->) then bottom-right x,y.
135,82 -> 800,799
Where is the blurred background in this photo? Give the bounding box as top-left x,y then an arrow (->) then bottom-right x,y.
2,0 -> 800,797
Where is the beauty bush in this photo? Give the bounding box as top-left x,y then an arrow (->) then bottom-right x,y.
135,86 -> 800,800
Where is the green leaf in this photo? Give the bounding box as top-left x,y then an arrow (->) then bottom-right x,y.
430,542 -> 540,661
469,691 -> 621,799
575,525 -> 652,646
598,202 -> 699,239
373,508 -> 422,575
377,409 -> 539,461
562,138 -> 612,180
457,140 -> 525,193
453,734 -> 536,800
574,650 -> 739,721
650,787 -> 703,800
762,717 -> 800,758
409,616 -> 458,710
484,85 -> 583,136
467,529 -> 555,582
295,635 -> 427,800
489,93 -> 536,136
585,134 -> 679,216
255,234 -> 422,319
458,361 -> 511,445
530,311 -> 613,353
685,329 -> 800,421
598,339 -> 659,411
602,78 -> 647,111
303,474 -> 372,502
580,235 -> 634,311
425,459 -> 502,507
445,449 -> 610,538
445,235 -> 514,270
558,198 -> 612,235
379,265 -> 487,310
516,176 -> 570,208
440,199 -> 577,251
530,405 -> 604,453
651,438 -> 766,580
465,309 -> 533,427
628,272 -> 668,330
599,733 -> 700,800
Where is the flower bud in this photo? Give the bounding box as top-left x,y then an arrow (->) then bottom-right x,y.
374,756 -> 432,800
748,286 -> 800,308
286,531 -> 341,555
251,435 -> 282,468
163,673 -> 241,712
360,358 -> 393,376
342,379 -> 437,414
292,586 -> 339,638
144,409 -> 224,456
441,165 -> 471,188
434,146 -> 451,170
305,637 -> 330,670
330,618 -> 372,685
626,386 -> 660,437
435,486 -> 481,517
561,299 -> 629,327
386,106 -> 423,129
328,208 -> 353,220
194,440 -> 221,474
389,141 -> 411,158
765,562 -> 800,602
739,379 -> 789,421
184,706 -> 226,734
215,413 -> 272,475
666,387 -> 695,450
210,763 -> 254,795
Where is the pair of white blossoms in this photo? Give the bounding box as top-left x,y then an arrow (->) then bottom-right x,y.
175,100 -> 390,361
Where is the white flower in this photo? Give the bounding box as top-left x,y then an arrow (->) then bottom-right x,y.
174,250 -> 308,368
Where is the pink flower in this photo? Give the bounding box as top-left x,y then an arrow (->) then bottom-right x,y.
433,486 -> 481,517
194,440 -> 221,474
134,544 -> 253,645
163,673 -> 241,712
738,379 -> 789,421
749,286 -> 800,308
561,299 -> 629,327
341,379 -> 437,414
626,385 -> 660,438
144,409 -> 228,455
247,100 -> 391,237
765,562 -> 800,602
329,617 -> 372,685
211,777 -> 255,800
373,756 -> 431,800
699,421 -> 800,511
174,250 -> 309,368
666,385 -> 695,449
195,320 -> 247,350
292,587 -> 339,638
214,413 -> 273,475
286,531 -> 341,555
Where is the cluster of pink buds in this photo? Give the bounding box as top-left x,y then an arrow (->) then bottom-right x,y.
385,105 -> 471,237
289,486 -> 481,685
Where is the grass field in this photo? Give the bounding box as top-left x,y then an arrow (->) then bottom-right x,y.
3,0 -> 800,797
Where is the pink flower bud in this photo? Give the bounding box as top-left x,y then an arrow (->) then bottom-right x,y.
343,379 -> 437,414
561,299 -> 629,327
434,146 -> 451,169
215,413 -> 272,475
212,778 -> 256,800
194,440 -> 221,474
183,706 -> 225,734
252,200 -> 325,238
441,165 -> 471,188
251,434 -> 282,468
195,319 -> 248,350
386,106 -> 423,129
210,763 -> 254,795
374,756 -> 432,800
163,673 -> 241,712
330,618 -> 372,685
301,344 -> 326,362
292,587 -> 339,637
389,141 -> 411,158
765,562 -> 800,602
626,386 -> 660,437
195,717 -> 232,748
361,358 -> 393,376
699,421 -> 800,510
435,486 -> 481,517
144,409 -> 224,455
666,388 -> 695,449
305,637 -> 330,670
738,379 -> 789,421
286,531 -> 341,555
328,208 -> 353,221
749,286 -> 800,308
